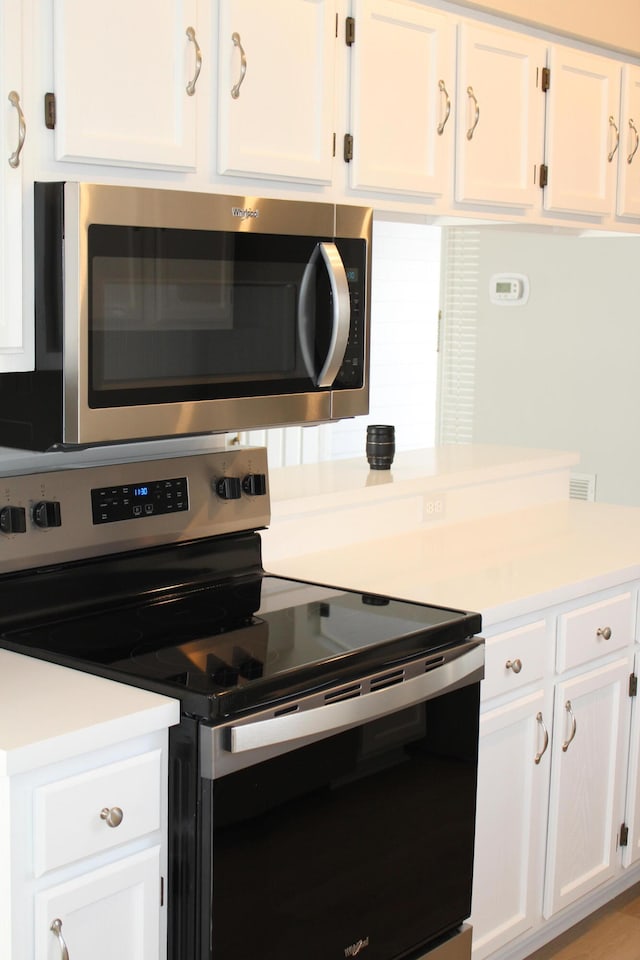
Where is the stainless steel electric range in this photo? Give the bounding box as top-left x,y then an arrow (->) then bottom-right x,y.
0,447 -> 483,960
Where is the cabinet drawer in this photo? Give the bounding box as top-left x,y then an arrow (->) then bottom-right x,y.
557,592 -> 632,672
33,749 -> 162,877
482,621 -> 547,701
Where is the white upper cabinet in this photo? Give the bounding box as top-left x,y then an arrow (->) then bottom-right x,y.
216,0 -> 337,183
51,0 -> 199,169
616,64 -> 640,217
455,22 -> 546,208
543,45 -> 621,216
0,0 -> 31,371
347,0 -> 454,197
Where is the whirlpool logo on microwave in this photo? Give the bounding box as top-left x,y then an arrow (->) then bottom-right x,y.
231,206 -> 260,219
344,937 -> 369,957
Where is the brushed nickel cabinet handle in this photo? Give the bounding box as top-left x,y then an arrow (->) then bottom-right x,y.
534,711 -> 549,765
8,90 -> 26,168
437,79 -> 451,135
231,32 -> 247,99
608,115 -> 619,162
100,805 -> 124,828
596,626 -> 612,640
466,86 -> 480,141
505,658 -> 522,674
627,119 -> 639,164
50,919 -> 70,960
186,26 -> 202,96
562,700 -> 577,752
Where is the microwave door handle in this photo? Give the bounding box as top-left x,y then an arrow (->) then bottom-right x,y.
228,642 -> 484,754
298,242 -> 351,388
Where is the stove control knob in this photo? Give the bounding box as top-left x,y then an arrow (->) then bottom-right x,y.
215,476 -> 242,500
242,473 -> 267,497
33,500 -> 62,529
0,505 -> 26,534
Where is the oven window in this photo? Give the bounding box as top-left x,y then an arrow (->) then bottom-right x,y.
87,225 -> 346,406
201,681 -> 480,960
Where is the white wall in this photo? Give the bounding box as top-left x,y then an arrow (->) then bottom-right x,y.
456,226 -> 640,506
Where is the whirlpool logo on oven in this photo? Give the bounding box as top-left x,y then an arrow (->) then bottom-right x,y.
231,206 -> 259,219
344,937 -> 369,957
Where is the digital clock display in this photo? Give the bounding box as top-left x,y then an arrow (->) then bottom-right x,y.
134,486 -> 149,497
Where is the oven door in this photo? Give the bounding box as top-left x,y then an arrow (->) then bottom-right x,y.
199,641 -> 483,960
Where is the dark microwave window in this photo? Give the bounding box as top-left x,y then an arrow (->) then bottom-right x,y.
86,225 -> 342,405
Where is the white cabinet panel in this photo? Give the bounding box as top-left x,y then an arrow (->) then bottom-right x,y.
482,620 -> 547,701
455,22 -> 546,207
34,847 -> 160,960
557,591 -> 632,672
217,0 -> 336,183
543,46 -> 621,215
52,0 -> 198,169
543,656 -> 631,917
348,0 -> 454,196
617,64 -> 640,217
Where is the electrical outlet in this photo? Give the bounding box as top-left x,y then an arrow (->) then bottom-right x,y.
423,495 -> 445,520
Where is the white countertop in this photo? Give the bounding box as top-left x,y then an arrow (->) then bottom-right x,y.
263,499 -> 640,628
0,650 -> 180,776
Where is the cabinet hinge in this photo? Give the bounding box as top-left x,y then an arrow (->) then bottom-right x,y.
630,673 -> 638,697
160,876 -> 165,906
344,133 -> 354,162
539,164 -> 548,188
541,67 -> 551,92
332,132 -> 336,158
345,16 -> 356,46
620,823 -> 629,847
44,92 -> 56,130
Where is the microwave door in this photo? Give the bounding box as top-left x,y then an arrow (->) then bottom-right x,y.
298,242 -> 351,388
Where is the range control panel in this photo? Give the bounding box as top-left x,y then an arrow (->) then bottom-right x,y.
0,447 -> 270,575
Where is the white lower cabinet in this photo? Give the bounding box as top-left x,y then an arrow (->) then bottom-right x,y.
472,584 -> 639,960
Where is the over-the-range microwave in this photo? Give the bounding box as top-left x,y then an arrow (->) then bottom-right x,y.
0,183 -> 372,450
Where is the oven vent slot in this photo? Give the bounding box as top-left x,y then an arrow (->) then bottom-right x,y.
424,656 -> 446,673
370,669 -> 405,691
324,683 -> 362,704
274,703 -> 299,718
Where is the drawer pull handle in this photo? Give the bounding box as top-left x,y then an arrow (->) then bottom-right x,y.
534,711 -> 549,765
562,700 -> 577,752
50,919 -> 70,960
596,626 -> 612,640
100,805 -> 124,828
8,91 -> 26,168
505,658 -> 522,674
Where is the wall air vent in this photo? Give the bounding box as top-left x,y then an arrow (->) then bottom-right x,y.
570,473 -> 597,501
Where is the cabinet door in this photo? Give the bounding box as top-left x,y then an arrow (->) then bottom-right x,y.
470,690 -> 551,960
217,0 -> 336,183
455,22 -> 546,208
616,64 -> 640,217
622,651 -> 640,867
52,0 -> 199,169
0,0 -> 32,371
543,657 -> 631,918
348,0 -> 454,197
34,847 -> 161,960
543,46 -> 621,216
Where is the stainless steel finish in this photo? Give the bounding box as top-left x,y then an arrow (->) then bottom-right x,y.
61,183 -> 371,445
100,806 -> 124,828
299,242 -> 350,387
200,642 -> 484,778
506,658 -> 522,674
596,626 -> 612,640
231,31 -> 247,99
627,119 -> 639,164
0,447 -> 270,575
185,26 -> 202,96
534,711 -> 549,765
466,86 -> 480,140
562,699 -> 577,752
608,115 -> 620,162
50,919 -> 70,960
8,91 -> 26,168
437,79 -> 451,135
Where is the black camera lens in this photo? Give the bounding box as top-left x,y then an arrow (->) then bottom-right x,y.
366,424 -> 395,470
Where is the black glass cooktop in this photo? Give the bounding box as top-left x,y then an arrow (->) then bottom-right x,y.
1,571 -> 481,720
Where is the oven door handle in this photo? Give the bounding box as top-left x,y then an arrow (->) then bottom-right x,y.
298,241 -> 351,388
228,642 -> 484,755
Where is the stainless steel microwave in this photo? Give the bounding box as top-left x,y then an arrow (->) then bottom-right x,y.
0,183 -> 372,450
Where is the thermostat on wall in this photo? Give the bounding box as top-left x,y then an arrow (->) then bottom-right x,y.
489,273 -> 530,306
